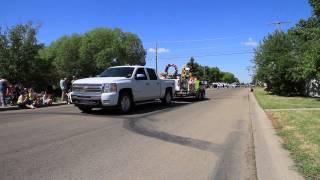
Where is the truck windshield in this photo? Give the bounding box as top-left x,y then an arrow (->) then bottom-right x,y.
99,67 -> 134,78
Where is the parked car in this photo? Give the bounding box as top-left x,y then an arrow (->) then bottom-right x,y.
71,66 -> 175,113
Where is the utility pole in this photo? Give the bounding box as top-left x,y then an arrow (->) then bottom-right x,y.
155,42 -> 158,74
269,21 -> 291,31
203,66 -> 206,80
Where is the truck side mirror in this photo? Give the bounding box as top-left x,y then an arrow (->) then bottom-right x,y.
136,74 -> 146,80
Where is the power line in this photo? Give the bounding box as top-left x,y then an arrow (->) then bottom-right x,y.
143,32 -> 268,45
158,51 -> 254,60
143,36 -> 242,45
147,36 -> 257,73
155,49 -> 253,59
268,21 -> 291,30
147,44 -> 245,52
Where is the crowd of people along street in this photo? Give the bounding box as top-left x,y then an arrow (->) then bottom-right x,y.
0,76 -> 76,109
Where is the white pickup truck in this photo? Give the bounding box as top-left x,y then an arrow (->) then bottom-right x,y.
71,66 -> 175,113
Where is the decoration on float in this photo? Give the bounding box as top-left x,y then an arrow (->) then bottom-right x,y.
181,65 -> 192,80
163,64 -> 178,79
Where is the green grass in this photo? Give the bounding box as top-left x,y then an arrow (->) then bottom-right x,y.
254,88 -> 320,179
254,88 -> 320,109
272,111 -> 320,179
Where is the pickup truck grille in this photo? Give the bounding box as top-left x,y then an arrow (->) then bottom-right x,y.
72,84 -> 102,93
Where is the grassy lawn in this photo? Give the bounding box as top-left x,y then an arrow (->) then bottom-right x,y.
254,88 -> 320,109
272,111 -> 320,179
254,88 -> 320,179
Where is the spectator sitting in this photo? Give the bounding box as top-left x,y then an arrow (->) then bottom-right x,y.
42,92 -> 53,106
44,86 -> 54,105
28,88 -> 44,107
28,88 -> 40,107
11,84 -> 21,105
17,91 -> 35,109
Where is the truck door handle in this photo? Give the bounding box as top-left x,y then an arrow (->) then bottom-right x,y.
156,82 -> 160,85
146,83 -> 150,85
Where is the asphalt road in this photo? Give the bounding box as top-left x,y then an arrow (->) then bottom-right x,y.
0,88 -> 256,180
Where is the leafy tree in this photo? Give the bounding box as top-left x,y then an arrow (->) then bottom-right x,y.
254,31 -> 306,95
187,57 -> 200,75
207,67 -> 221,82
79,28 -> 146,75
186,57 -> 238,83
220,72 -> 238,83
289,17 -> 320,81
42,27 -> 146,78
40,34 -> 83,79
0,22 -> 49,89
79,28 -> 117,76
116,32 -> 146,66
309,0 -> 320,17
253,0 -> 320,96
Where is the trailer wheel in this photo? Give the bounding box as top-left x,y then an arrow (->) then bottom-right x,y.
195,92 -> 200,101
200,91 -> 205,100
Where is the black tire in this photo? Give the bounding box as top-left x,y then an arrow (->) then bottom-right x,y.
118,92 -> 133,114
161,89 -> 173,105
195,91 -> 200,101
78,106 -> 92,113
200,91 -> 205,100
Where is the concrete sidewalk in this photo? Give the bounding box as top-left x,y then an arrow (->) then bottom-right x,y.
249,93 -> 304,180
0,102 -> 67,111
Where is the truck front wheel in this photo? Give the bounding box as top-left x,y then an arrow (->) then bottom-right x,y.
118,92 -> 133,114
78,106 -> 92,113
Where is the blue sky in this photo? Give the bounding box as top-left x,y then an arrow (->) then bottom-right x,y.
1,0 -> 313,82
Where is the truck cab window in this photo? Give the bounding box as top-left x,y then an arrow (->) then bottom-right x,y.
135,68 -> 147,80
147,68 -> 158,80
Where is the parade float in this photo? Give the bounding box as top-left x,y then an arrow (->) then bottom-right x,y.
161,63 -> 206,100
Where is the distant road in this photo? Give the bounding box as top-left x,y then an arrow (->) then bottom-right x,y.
0,88 -> 256,180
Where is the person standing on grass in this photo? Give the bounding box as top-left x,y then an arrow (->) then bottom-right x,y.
60,77 -> 67,102
0,78 -> 8,107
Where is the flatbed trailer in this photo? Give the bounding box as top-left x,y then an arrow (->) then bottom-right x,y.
173,80 -> 206,100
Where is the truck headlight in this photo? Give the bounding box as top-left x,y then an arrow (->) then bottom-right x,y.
102,83 -> 117,93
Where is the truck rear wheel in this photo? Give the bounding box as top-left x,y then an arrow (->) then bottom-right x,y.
161,90 -> 172,105
118,92 -> 133,114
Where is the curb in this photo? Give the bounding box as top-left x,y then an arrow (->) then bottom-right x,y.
265,108 -> 320,111
249,93 -> 303,180
0,106 -> 20,111
0,102 -> 68,112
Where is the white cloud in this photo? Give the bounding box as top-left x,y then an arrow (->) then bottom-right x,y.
242,38 -> 258,47
148,48 -> 170,54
